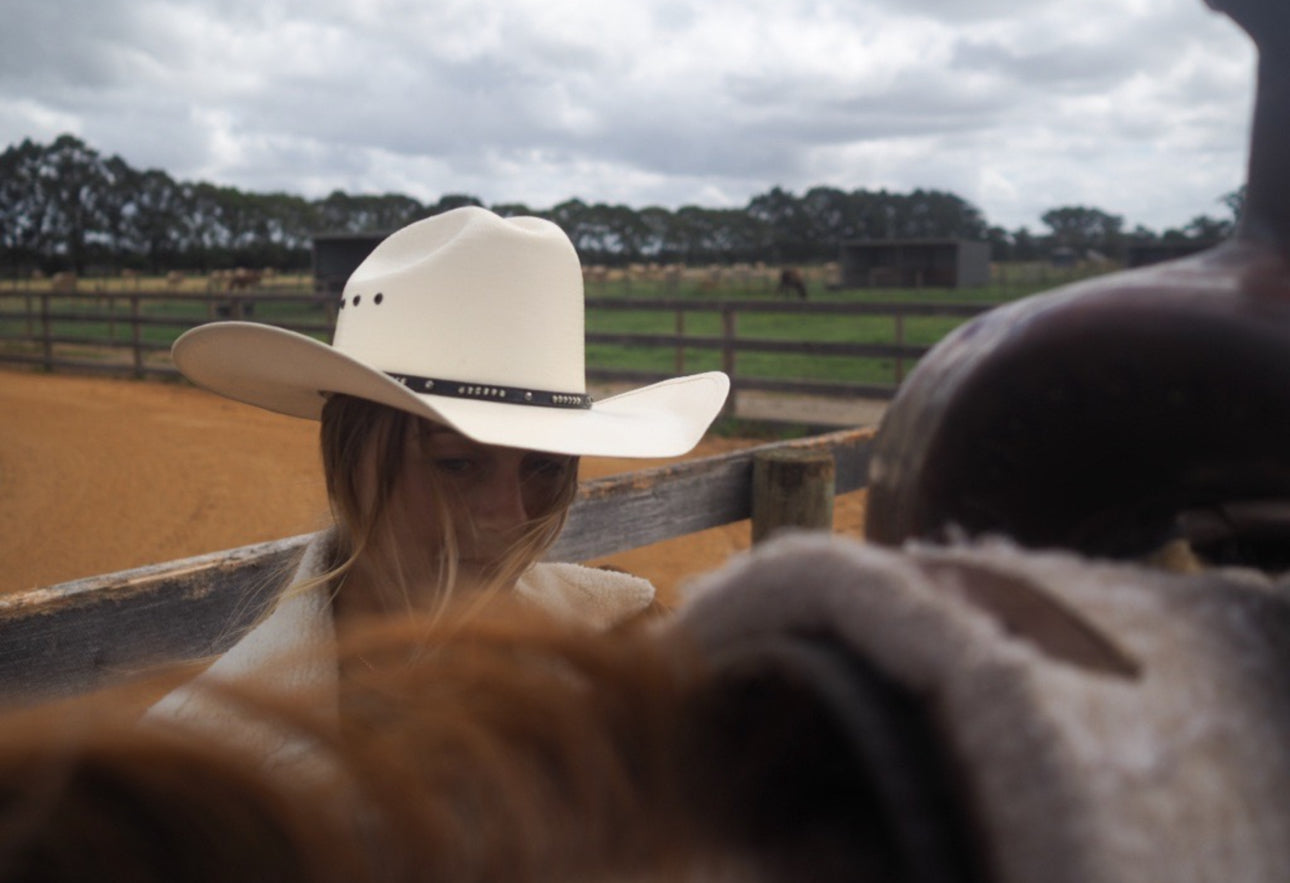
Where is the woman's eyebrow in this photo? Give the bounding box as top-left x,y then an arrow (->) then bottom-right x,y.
421,424 -> 470,443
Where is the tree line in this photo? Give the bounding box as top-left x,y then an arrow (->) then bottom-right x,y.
0,133 -> 1242,276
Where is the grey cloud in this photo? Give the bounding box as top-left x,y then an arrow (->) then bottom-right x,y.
865,0 -> 1054,23
0,0 -> 1255,232
949,38 -> 1141,95
0,0 -> 141,87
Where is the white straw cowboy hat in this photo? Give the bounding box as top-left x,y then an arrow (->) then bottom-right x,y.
171,206 -> 730,458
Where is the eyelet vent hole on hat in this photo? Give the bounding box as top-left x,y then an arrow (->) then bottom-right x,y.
375,293 -> 384,305
352,295 -> 361,307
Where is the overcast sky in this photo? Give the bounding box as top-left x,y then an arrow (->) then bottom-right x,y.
0,0 -> 1257,233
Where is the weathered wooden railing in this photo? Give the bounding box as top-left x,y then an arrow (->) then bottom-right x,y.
583,297 -> 989,395
0,428 -> 872,703
0,290 -> 334,379
0,290 -> 990,401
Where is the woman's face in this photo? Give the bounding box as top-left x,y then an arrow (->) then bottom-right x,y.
389,423 -> 577,581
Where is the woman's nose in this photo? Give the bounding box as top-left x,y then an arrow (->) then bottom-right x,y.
472,466 -> 529,532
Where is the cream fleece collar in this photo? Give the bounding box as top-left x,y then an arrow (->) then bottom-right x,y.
147,531 -> 655,744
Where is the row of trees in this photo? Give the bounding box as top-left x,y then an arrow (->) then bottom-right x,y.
0,134 -> 1242,276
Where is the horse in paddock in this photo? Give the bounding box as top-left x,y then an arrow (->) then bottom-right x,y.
776,267 -> 808,300
49,271 -> 77,294
207,267 -> 262,317
227,268 -> 263,291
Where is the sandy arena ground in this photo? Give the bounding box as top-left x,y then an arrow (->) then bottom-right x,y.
0,370 -> 868,603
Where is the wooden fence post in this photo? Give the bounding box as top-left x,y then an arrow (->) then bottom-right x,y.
721,304 -> 737,416
894,311 -> 906,384
674,307 -> 686,374
751,448 -> 835,544
130,295 -> 143,378
39,294 -> 52,371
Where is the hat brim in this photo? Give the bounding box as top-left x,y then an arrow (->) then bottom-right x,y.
171,322 -> 730,458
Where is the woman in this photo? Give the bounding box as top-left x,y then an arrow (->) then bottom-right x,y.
150,206 -> 728,721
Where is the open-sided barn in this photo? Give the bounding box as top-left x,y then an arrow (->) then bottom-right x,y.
839,238 -> 991,289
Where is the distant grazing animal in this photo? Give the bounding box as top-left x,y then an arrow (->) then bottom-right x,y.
662,265 -> 684,293
49,272 -> 77,294
698,265 -> 724,293
227,268 -> 263,292
208,268 -> 260,317
777,267 -> 808,300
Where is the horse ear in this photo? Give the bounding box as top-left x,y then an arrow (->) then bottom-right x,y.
683,633 -> 987,883
919,560 -> 1141,678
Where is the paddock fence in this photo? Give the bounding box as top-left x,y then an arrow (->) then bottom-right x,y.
0,289 -> 992,403
0,428 -> 872,704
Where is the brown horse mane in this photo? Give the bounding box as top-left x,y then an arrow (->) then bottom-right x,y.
0,600 -> 954,882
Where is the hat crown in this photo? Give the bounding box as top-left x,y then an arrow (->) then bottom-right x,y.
170,204 -> 729,457
333,207 -> 586,393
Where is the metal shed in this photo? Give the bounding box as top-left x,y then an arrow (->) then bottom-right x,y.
311,232 -> 388,294
839,239 -> 991,289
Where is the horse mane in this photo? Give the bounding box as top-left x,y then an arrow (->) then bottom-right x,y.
0,599 -> 948,882
0,696 -> 363,883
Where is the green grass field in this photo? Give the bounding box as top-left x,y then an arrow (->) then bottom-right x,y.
0,262 -> 1111,388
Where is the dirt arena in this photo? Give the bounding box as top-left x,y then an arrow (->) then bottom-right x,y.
0,370 -> 869,603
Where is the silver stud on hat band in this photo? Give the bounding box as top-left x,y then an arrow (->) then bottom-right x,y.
387,372 -> 592,409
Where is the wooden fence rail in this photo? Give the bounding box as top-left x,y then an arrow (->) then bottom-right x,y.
0,428 -> 872,703
0,290 -> 992,401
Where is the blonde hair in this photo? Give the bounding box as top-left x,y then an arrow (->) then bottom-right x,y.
302,394 -> 578,619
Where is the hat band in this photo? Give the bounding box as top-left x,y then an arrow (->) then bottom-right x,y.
388,372 -> 592,409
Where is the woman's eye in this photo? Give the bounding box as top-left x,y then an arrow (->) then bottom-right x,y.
526,457 -> 570,479
435,458 -> 476,475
